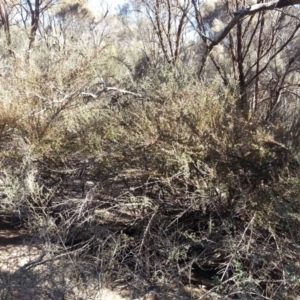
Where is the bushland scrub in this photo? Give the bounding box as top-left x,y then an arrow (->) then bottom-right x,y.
0,0 -> 300,299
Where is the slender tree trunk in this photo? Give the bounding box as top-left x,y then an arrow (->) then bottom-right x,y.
0,0 -> 13,55
28,0 -> 40,51
236,21 -> 249,116
254,12 -> 265,112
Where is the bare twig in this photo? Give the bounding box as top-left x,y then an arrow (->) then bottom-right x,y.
195,0 -> 300,76
82,87 -> 143,99
220,213 -> 256,282
138,211 -> 157,255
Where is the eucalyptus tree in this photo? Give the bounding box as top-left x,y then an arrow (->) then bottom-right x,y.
124,0 -> 300,119
191,0 -> 300,118
18,0 -> 56,51
0,0 -> 11,52
125,0 -> 193,66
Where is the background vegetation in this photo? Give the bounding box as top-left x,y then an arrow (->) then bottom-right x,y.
0,0 -> 300,299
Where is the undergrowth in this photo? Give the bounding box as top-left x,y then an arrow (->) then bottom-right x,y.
0,46 -> 299,300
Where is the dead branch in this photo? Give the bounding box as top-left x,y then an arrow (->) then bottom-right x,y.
82,87 -> 143,99
197,0 -> 300,77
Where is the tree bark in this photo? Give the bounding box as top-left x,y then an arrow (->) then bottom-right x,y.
0,0 -> 13,55
27,0 -> 40,51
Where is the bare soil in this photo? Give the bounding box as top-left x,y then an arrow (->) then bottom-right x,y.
0,222 -> 128,300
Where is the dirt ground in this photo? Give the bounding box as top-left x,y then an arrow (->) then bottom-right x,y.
0,227 -> 128,300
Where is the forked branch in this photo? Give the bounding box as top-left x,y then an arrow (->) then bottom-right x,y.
196,0 -> 300,77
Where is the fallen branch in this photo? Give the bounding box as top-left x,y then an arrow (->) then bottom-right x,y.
82,87 -> 143,99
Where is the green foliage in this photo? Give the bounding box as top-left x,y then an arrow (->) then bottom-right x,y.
1,5 -> 300,299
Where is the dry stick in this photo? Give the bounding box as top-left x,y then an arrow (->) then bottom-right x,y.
135,211 -> 157,278
198,275 -> 239,300
165,204 -> 193,230
228,290 -> 272,300
268,225 -> 286,283
82,87 -> 143,99
220,213 -> 256,282
138,211 -> 157,255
